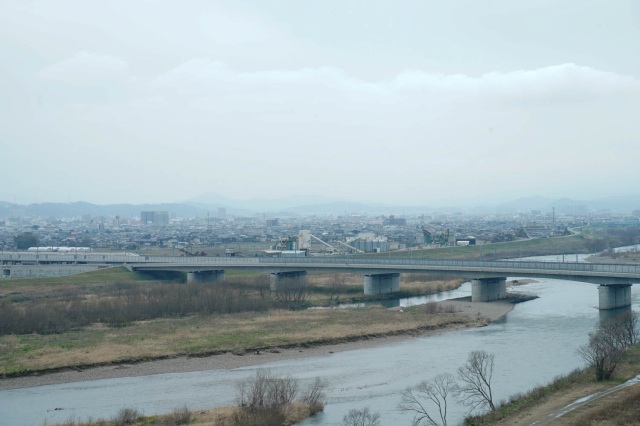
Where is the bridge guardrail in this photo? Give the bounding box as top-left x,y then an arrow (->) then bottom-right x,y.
253,256 -> 640,275
2,253 -> 639,275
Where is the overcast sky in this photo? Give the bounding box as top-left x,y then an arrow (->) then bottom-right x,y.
1,0 -> 639,207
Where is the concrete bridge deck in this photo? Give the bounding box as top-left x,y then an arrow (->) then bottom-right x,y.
2,252 -> 639,309
3,252 -> 639,281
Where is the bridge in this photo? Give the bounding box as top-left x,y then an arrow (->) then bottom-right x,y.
2,252 -> 639,310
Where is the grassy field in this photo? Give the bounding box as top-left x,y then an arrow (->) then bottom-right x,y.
0,267 -> 468,376
0,302 -> 476,376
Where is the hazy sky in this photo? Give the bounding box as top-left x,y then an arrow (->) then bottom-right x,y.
2,1 -> 639,206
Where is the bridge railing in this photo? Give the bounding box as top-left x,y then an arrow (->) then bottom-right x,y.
2,253 -> 639,275
0,253 -> 263,264
254,256 -> 640,275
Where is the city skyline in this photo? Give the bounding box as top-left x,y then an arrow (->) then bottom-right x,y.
2,1 -> 639,206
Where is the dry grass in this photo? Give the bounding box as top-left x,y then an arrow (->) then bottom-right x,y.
47,403 -> 319,426
0,305 -> 477,376
568,384 -> 640,425
0,267 -> 469,376
480,344 -> 640,426
179,403 -> 317,426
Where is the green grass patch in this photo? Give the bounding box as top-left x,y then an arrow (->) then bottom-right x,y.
0,266 -> 155,288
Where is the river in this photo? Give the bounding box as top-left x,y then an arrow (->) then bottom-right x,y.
1,278 -> 639,426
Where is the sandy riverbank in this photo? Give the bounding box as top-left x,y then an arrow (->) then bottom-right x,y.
0,297 -> 514,391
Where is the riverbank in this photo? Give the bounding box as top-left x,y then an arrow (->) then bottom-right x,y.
472,345 -> 640,426
0,297 -> 515,390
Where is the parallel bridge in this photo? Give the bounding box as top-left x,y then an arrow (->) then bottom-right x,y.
2,252 -> 639,310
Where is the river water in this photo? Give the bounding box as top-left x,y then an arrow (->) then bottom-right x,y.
1,279 -> 639,426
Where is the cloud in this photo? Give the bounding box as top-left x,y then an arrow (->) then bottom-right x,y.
28,58 -> 639,205
150,60 -> 640,108
37,52 -> 130,85
393,63 -> 640,102
152,58 -> 386,96
139,60 -> 640,135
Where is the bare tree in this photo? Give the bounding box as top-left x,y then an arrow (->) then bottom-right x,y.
328,275 -> 346,304
398,372 -> 456,426
456,350 -> 496,412
578,310 -> 638,381
234,369 -> 327,426
621,310 -> 640,345
579,324 -> 626,381
342,407 -> 381,426
603,310 -> 640,347
272,277 -> 309,309
300,377 -> 329,412
236,369 -> 298,411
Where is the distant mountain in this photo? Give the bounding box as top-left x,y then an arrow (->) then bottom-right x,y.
491,195 -> 640,215
187,193 -> 439,216
494,196 -> 557,213
0,202 -> 208,219
185,193 -> 347,213
281,201 -> 394,215
589,195 -> 640,212
1,193 -> 638,219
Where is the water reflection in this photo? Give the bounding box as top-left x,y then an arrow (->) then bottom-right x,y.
313,282 -> 472,310
599,305 -> 632,322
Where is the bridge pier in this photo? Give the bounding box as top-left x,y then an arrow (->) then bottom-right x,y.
186,270 -> 225,283
598,284 -> 632,310
471,277 -> 506,302
364,273 -> 400,295
270,271 -> 308,291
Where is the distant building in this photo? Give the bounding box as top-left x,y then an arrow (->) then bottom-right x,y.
455,236 -> 477,246
383,215 -> 407,226
559,205 -> 588,216
346,232 -> 388,252
141,211 -> 169,226
266,218 -> 279,227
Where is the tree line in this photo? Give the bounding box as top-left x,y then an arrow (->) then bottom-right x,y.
0,273 -> 322,335
0,279 -> 275,335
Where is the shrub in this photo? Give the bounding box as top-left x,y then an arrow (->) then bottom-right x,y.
423,301 -> 458,314
233,369 -> 327,425
112,408 -> 140,426
229,407 -> 285,426
578,310 -> 638,381
299,377 -> 328,413
342,407 -> 381,426
166,405 -> 191,426
237,369 -> 300,411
